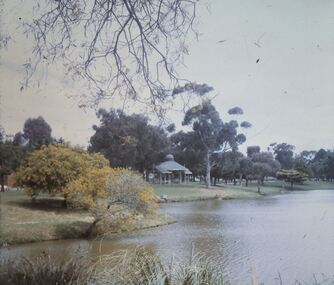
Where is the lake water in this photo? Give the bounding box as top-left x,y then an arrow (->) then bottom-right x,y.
1,190 -> 334,284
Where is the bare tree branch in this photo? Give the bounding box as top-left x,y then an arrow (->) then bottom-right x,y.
20,0 -> 198,115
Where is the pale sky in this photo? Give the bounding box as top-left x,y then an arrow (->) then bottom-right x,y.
0,0 -> 334,153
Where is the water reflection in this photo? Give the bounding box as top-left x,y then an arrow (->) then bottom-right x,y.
2,190 -> 334,284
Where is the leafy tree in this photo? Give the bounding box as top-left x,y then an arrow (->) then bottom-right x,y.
298,150 -> 316,164
311,149 -> 333,181
270,143 -> 295,169
166,124 -> 176,134
0,139 -> 26,192
13,132 -> 27,146
15,144 -> 109,202
250,152 -> 281,185
276,169 -> 308,189
171,131 -> 205,179
211,151 -> 243,185
65,168 -> 157,235
0,127 -> 4,143
247,146 -> 260,158
89,109 -> 169,178
326,152 -> 334,181
239,157 -> 253,186
294,158 -> 313,177
313,149 -> 328,162
23,116 -> 53,149
182,101 -> 248,188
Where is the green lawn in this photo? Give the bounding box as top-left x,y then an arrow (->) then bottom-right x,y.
0,191 -> 173,245
153,180 -> 334,202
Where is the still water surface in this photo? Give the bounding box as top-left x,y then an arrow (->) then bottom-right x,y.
2,190 -> 334,284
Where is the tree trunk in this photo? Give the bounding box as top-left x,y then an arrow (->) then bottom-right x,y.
233,178 -> 236,185
246,178 -> 249,187
291,181 -> 294,189
145,171 -> 149,182
206,150 -> 211,189
239,174 -> 242,185
0,174 -> 5,192
85,217 -> 102,237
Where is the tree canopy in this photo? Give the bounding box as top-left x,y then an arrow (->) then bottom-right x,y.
22,116 -> 53,150
15,144 -> 109,199
182,100 -> 249,188
270,143 -> 295,169
89,109 -> 169,177
0,135 -> 27,191
277,169 -> 308,189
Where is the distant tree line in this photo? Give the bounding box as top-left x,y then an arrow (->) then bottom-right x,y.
1,108 -> 334,191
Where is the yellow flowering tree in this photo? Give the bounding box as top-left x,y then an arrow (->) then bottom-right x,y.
14,144 -> 109,201
64,168 -> 157,235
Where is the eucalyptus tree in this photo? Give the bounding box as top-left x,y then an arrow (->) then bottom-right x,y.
270,143 -> 295,169
23,116 -> 53,150
247,146 -> 260,158
182,101 -> 249,188
89,109 -> 169,179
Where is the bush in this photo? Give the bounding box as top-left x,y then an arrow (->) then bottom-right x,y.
14,144 -> 108,199
0,252 -> 93,285
64,168 -> 158,236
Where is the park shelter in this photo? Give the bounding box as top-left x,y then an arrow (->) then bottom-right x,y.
154,154 -> 192,184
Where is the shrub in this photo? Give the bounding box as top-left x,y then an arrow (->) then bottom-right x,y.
14,144 -> 108,199
0,252 -> 93,285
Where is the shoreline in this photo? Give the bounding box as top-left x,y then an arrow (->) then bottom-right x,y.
1,181 -> 333,246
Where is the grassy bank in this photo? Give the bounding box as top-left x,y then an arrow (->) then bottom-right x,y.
1,181 -> 333,245
154,180 -> 334,202
0,191 -> 174,246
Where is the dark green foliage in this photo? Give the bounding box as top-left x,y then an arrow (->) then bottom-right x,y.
172,83 -> 214,96
89,109 -> 169,176
240,121 -> 252,128
308,149 -> 334,181
276,169 -> 308,189
250,152 -> 281,185
12,132 -> 26,146
294,158 -> 313,177
270,143 -> 295,169
182,101 -> 248,188
227,106 -> 243,115
166,123 -> 176,133
247,146 -> 260,158
171,131 -> 206,178
23,116 -> 53,149
211,151 -> 243,183
0,132 -> 27,191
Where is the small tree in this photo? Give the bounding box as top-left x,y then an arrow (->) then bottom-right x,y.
239,157 -> 253,186
250,152 -> 281,185
15,144 -> 109,202
276,169 -> 308,189
65,168 -> 157,236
